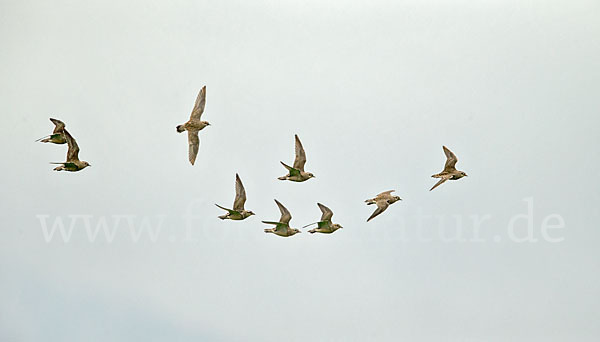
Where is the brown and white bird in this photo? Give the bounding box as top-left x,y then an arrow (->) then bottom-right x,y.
176,86 -> 210,165
278,134 -> 315,182
36,118 -> 68,144
365,190 -> 401,222
262,199 -> 301,237
430,146 -> 468,191
303,203 -> 343,234
215,173 -> 255,220
51,131 -> 91,172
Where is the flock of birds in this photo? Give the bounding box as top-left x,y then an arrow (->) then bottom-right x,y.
36,86 -> 468,237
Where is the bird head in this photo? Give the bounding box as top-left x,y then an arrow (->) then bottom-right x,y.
333,224 -> 343,230
307,173 -> 315,179
247,211 -> 255,216
83,162 -> 91,168
460,171 -> 468,177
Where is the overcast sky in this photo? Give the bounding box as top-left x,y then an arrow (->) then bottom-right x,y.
1,0 -> 599,341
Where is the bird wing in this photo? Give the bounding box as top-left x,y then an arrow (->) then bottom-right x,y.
274,199 -> 292,224
367,200 -> 389,222
188,131 -> 200,165
64,131 -> 80,162
317,221 -> 330,229
189,86 -> 206,121
36,132 -> 64,142
430,175 -> 450,191
293,134 -> 307,171
233,173 -> 247,211
317,202 -> 333,222
376,190 -> 395,199
443,146 -> 458,172
50,118 -> 65,133
262,220 -> 281,225
280,161 -> 301,177
262,221 -> 289,233
215,204 -> 236,215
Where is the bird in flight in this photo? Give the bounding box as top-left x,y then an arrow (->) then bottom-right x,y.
278,134 -> 315,182
303,203 -> 343,234
36,118 -> 68,144
430,146 -> 468,191
51,131 -> 91,172
365,190 -> 401,222
215,173 -> 255,220
176,86 -> 210,165
262,199 -> 301,237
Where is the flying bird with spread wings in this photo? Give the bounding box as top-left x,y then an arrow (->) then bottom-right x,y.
278,134 -> 315,182
215,174 -> 255,220
51,131 -> 91,172
262,199 -> 301,237
430,146 -> 468,191
365,190 -> 401,222
36,118 -> 68,144
303,203 -> 343,234
176,86 -> 211,165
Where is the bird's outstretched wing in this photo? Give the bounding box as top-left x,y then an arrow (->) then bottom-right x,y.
430,175 -> 450,191
215,204 -> 236,215
280,161 -> 301,177
262,221 -> 289,235
367,200 -> 389,222
50,118 -> 66,133
190,86 -> 206,120
64,131 -> 80,162
274,199 -> 292,224
262,220 -> 281,225
301,221 -> 320,229
443,146 -> 458,172
188,131 -> 200,165
233,173 -> 247,211
317,203 -> 333,222
375,190 -> 396,201
377,190 -> 395,198
293,134 -> 307,171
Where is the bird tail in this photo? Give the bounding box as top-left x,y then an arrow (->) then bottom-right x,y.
53,165 -> 64,171
176,125 -> 186,133
277,176 -> 287,181
264,229 -> 274,234
308,229 -> 316,234
365,199 -> 375,205
218,215 -> 227,220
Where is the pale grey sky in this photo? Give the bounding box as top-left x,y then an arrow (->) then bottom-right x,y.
1,0 -> 599,341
